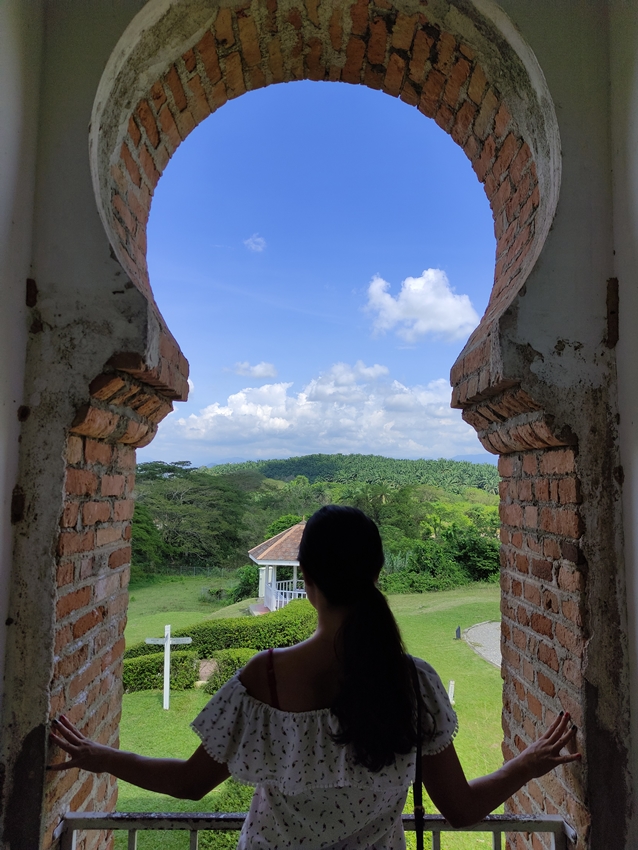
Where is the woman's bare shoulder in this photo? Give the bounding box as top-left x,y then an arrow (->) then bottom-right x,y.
238,650 -> 271,702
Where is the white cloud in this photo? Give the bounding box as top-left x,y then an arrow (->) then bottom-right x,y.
366,269 -> 480,342
187,378 -> 195,393
158,361 -> 481,461
244,233 -> 266,252
234,361 -> 278,378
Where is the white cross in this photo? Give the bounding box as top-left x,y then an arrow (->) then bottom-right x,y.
145,625 -> 193,710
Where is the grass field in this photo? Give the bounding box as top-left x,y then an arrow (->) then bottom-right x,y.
125,574 -> 257,646
116,583 -> 502,849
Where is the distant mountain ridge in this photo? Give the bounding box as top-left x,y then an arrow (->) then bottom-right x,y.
206,453 -> 499,494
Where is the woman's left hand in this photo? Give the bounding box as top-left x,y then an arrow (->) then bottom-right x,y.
48,715 -> 113,773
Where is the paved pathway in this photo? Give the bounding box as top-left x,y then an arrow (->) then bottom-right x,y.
463,621 -> 501,668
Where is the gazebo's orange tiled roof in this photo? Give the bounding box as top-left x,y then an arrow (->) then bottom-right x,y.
248,522 -> 306,564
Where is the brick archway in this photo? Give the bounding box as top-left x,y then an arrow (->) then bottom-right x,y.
43,2 -> 598,849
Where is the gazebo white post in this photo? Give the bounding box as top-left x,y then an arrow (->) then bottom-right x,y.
292,563 -> 298,592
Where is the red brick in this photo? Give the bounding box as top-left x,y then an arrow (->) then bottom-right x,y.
493,102 -> 512,139
96,526 -> 123,547
542,589 -> 560,614
72,608 -> 104,640
109,546 -> 131,570
530,612 -> 553,638
523,505 -> 538,529
329,8 -> 343,50
472,134 -> 495,183
474,88 -> 499,139
562,598 -> 583,626
419,68 -> 446,118
101,475 -> 125,498
443,57 -> 470,109
392,13 -> 418,51
84,439 -> 112,467
224,51 -> 246,97
112,499 -> 135,522
468,64 -> 487,104
434,31 -> 456,73
306,37 -> 324,81
187,75 -> 211,124
522,453 -> 538,476
120,141 -> 141,187
238,13 -> 261,67
557,565 -> 585,593
350,0 -> 369,36
57,529 -> 95,558
56,586 -> 92,620
408,29 -> 433,83
511,579 -> 522,597
215,8 -> 235,47
136,100 -> 159,148
543,537 -> 561,560
80,556 -> 94,580
451,99 -> 476,145
69,659 -> 102,700
94,574 -> 121,604
498,455 -> 515,477
165,65 -> 187,111
540,449 -> 575,476
66,435 -> 84,465
537,671 -> 555,698
493,133 -> 520,182
55,623 -> 72,654
527,692 -> 543,719
57,560 -> 74,588
367,18 -> 388,64
342,36 -> 366,84
523,581 -> 540,606
555,622 -> 583,657
65,468 -> 98,497
61,501 -> 79,528
563,658 -> 582,687
530,558 -> 552,581
139,144 -> 160,189
538,641 -> 559,672
558,477 -> 581,504
197,31 -> 221,86
158,105 -> 182,150
383,53 -> 405,97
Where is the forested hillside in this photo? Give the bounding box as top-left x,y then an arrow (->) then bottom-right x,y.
207,453 -> 499,494
131,456 -> 501,595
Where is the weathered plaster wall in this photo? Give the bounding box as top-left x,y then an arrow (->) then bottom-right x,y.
0,0 -> 43,718
610,3 -> 638,846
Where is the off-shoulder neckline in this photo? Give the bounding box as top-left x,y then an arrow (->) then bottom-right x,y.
232,674 -> 335,717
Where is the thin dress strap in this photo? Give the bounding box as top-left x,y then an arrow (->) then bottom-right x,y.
266,647 -> 281,710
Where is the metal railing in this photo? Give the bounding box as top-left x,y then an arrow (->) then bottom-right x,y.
55,811 -> 577,849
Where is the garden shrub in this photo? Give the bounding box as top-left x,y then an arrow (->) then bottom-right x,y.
227,563 -> 259,604
122,650 -> 198,693
199,779 -> 256,849
124,599 -> 316,659
204,648 -> 258,694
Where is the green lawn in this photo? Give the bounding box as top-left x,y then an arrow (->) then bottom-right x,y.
125,574 -> 257,646
117,583 -> 502,849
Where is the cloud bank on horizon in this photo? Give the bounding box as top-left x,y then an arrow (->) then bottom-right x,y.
152,360 -> 482,464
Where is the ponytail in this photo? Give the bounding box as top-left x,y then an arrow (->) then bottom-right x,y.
299,506 -> 421,771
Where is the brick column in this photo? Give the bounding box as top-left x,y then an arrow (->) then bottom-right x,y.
499,447 -> 588,849
42,365 -> 181,849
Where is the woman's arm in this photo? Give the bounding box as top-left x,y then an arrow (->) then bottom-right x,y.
48,715 -> 230,800
421,712 -> 579,828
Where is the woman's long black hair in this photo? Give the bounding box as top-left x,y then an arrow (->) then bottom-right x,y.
299,505 -> 421,772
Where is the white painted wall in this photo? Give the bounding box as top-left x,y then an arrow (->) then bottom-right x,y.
0,0 -> 42,718
610,5 -> 638,844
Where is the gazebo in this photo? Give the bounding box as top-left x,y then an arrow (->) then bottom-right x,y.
248,522 -> 307,612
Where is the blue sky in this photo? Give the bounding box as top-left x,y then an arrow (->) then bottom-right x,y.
139,80 -> 497,466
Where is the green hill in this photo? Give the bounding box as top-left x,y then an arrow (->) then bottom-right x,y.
206,453 -> 499,495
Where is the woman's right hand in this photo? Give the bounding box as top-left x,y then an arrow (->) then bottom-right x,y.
516,711 -> 580,780
48,715 -> 113,774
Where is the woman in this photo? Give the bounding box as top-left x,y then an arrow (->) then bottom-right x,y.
50,506 -> 579,848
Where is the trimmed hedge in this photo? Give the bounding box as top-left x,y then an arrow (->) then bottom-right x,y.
124,600 -> 317,660
203,648 -> 258,694
122,650 -> 198,693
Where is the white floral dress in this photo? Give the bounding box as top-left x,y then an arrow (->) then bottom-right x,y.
191,656 -> 457,849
